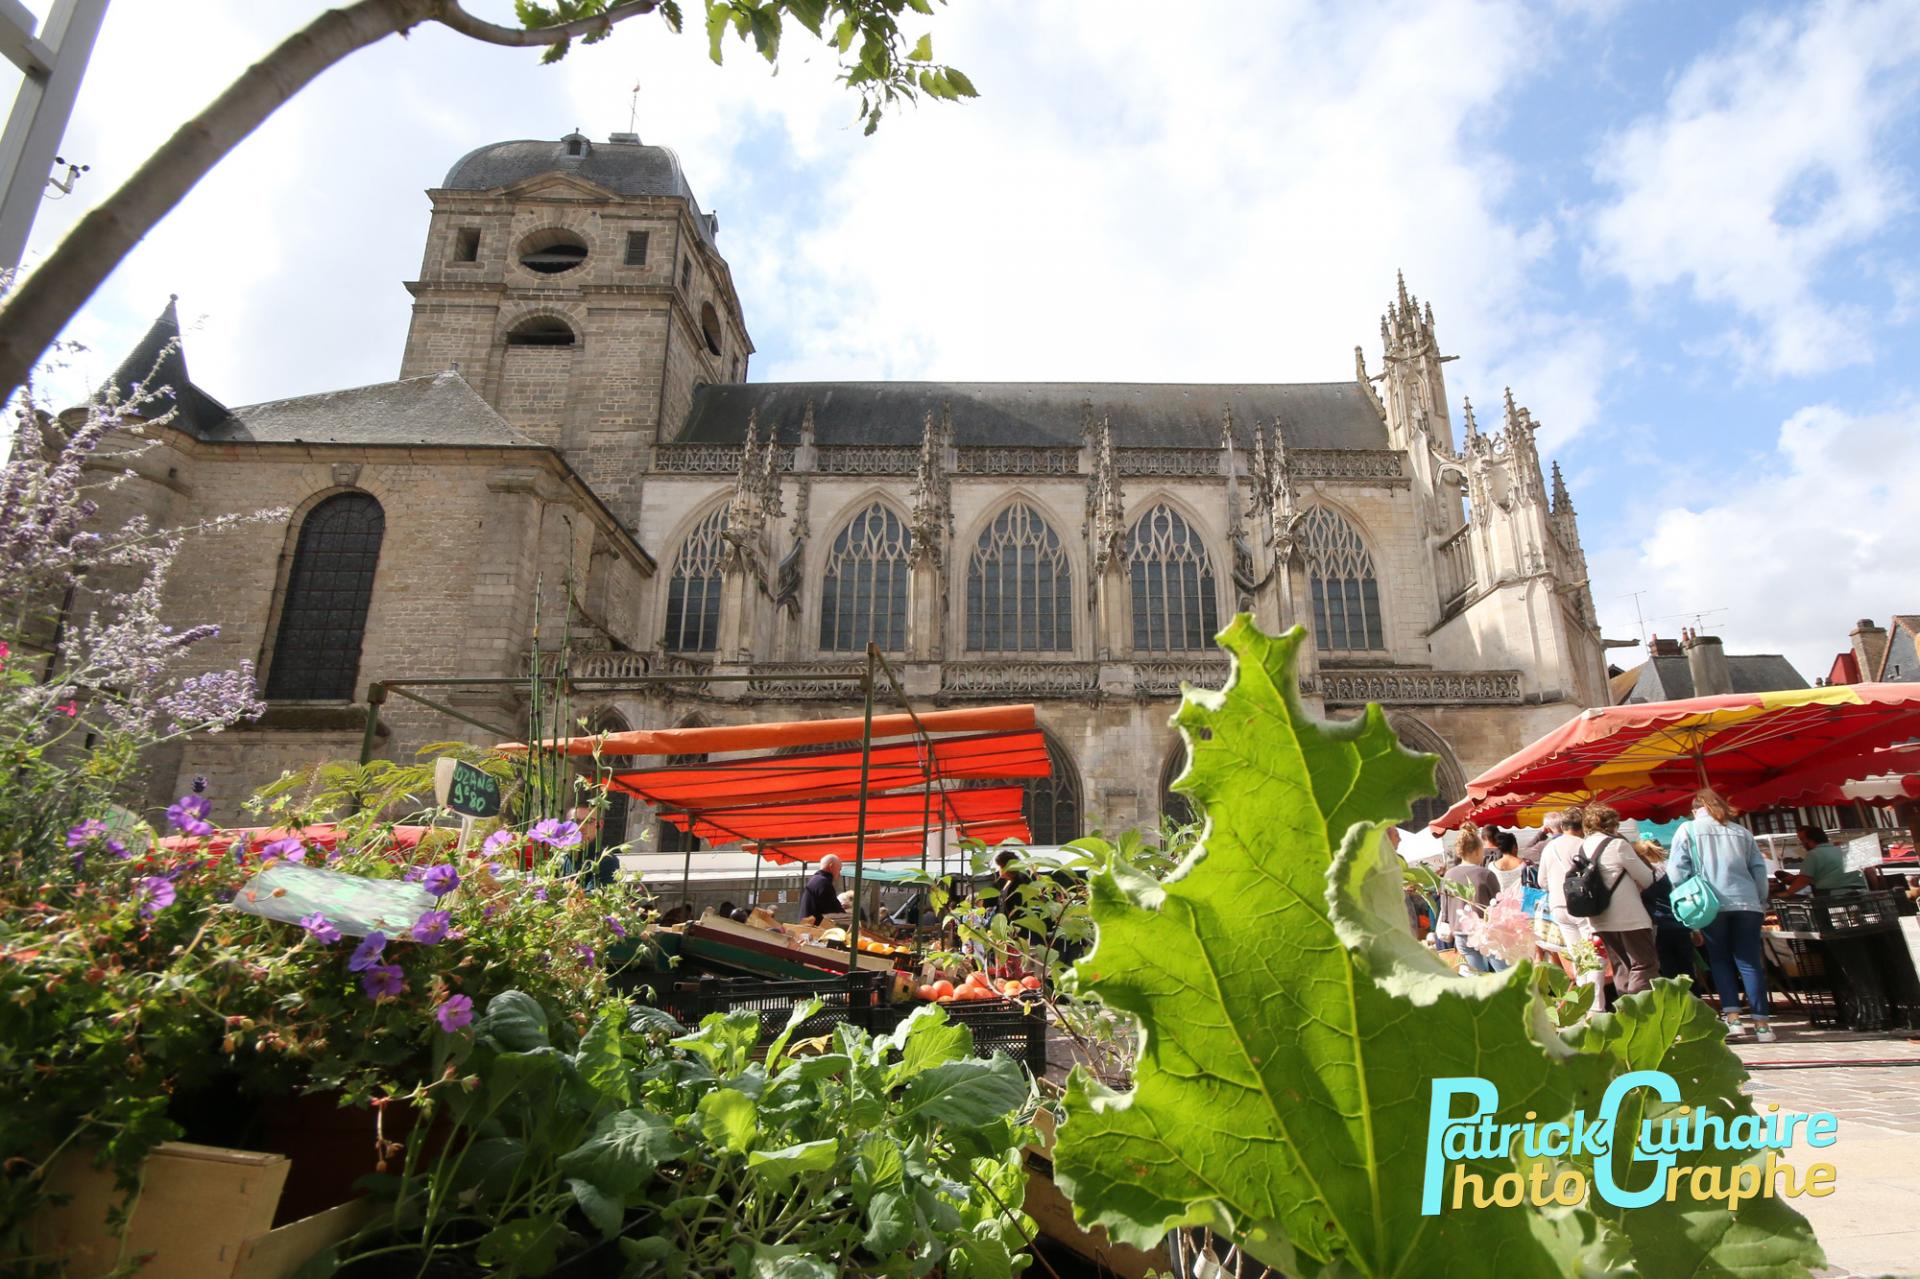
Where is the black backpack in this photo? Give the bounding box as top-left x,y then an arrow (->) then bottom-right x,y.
1563,839 -> 1627,918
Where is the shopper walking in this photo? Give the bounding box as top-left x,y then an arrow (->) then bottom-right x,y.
1578,805 -> 1658,996
1635,838 -> 1698,984
1442,839 -> 1504,973
1487,830 -> 1527,893
1669,788 -> 1776,1041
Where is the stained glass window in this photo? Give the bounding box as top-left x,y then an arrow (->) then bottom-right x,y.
965,503 -> 1072,653
1023,733 -> 1082,845
664,508 -> 727,653
1127,504 -> 1220,652
264,493 -> 385,701
819,503 -> 911,652
1301,507 -> 1385,651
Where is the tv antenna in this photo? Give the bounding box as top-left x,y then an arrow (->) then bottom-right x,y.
627,82 -> 641,135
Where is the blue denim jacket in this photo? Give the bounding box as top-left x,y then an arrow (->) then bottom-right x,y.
1669,816 -> 1771,913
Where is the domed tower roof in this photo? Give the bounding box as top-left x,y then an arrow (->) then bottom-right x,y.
441,132 -> 717,242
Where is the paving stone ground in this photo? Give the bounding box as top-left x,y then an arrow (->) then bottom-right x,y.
1732,1016 -> 1920,1279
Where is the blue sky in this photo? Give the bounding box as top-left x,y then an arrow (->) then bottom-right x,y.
14,0 -> 1920,680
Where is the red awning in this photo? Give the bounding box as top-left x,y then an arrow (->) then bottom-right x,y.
607,730 -> 1051,810
500,703 -> 1038,757
661,785 -> 1027,846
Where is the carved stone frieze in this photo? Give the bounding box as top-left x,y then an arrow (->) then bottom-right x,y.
954,446 -> 1079,476
747,662 -> 868,698
654,446 -> 796,474
1132,660 -> 1230,697
1117,448 -> 1217,477
940,662 -> 1099,698
1315,668 -> 1523,706
816,445 -> 917,475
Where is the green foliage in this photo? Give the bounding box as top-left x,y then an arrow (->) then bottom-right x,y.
1054,618 -> 1824,1278
318,995 -> 1035,1276
515,0 -> 975,134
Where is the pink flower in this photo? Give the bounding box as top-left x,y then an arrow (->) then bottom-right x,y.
260,837 -> 306,864
57,700 -> 78,717
435,994 -> 474,1032
528,819 -> 582,850
482,830 -> 516,857
66,819 -> 106,848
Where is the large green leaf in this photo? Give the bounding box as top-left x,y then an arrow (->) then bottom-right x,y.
897,1054 -> 1029,1127
885,1002 -> 975,1084
479,990 -> 550,1051
1053,619 -> 1823,1278
698,1086 -> 759,1153
557,1108 -> 682,1194
746,1137 -> 840,1186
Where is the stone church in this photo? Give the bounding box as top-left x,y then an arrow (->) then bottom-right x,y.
105,130 -> 1607,840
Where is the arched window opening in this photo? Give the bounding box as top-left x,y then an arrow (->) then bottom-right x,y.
518,229 -> 588,275
506,316 -> 577,347
1127,505 -> 1220,653
664,509 -> 727,653
819,503 -> 912,652
700,301 -> 724,357
265,492 -> 385,701
965,503 -> 1072,653
1391,716 -> 1463,831
1159,742 -> 1196,831
1301,507 -> 1385,652
1022,733 -> 1083,846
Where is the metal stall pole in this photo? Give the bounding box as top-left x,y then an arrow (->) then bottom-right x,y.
845,645 -> 879,977
751,842 -> 763,910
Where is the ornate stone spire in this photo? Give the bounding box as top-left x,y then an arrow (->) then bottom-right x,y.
774,466 -> 809,614
1501,388 -> 1545,506
1086,413 -> 1126,572
908,408 -> 950,559
1268,416 -> 1297,539
721,410 -> 779,580
1550,461 -> 1573,515
798,398 -> 816,452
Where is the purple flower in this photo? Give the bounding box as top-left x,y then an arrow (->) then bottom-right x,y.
348,932 -> 388,972
300,913 -> 342,944
166,794 -> 213,838
107,839 -> 128,860
410,910 -> 451,944
260,837 -> 306,864
421,864 -> 460,897
360,964 -> 405,1000
435,994 -> 474,1032
575,943 -> 596,964
482,830 -> 516,857
66,819 -> 106,848
402,865 -> 427,883
528,819 -> 582,850
137,876 -> 176,918
604,915 -> 628,940
532,886 -> 548,903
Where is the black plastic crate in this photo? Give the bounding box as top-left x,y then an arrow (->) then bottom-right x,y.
1815,890 -> 1904,935
872,996 -> 1048,1075
648,972 -> 895,1047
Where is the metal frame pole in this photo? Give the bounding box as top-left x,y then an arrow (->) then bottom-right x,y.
358,682 -> 387,765
846,645 -> 878,976
0,0 -> 109,273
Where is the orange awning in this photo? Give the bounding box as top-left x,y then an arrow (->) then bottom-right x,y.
662,785 -> 1027,846
499,703 -> 1038,757
608,731 -> 1051,810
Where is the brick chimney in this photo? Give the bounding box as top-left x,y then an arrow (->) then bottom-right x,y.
1682,628 -> 1732,696
1648,634 -> 1682,658
1850,618 -> 1888,682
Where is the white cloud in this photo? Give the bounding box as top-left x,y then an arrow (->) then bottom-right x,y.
1590,399 -> 1920,679
1586,0 -> 1920,378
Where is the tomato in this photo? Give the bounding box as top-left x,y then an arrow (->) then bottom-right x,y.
917,984 -> 936,1001
1020,975 -> 1043,990
931,980 -> 955,999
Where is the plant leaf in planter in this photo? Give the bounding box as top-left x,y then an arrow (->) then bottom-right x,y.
897,1053 -> 1028,1127
567,1177 -> 623,1238
884,1002 -> 974,1084
698,1085 -> 759,1153
558,1107 -> 683,1195
1053,619 -> 1823,1278
475,1213 -> 568,1273
862,1187 -> 914,1254
479,990 -> 551,1051
746,1136 -> 840,1186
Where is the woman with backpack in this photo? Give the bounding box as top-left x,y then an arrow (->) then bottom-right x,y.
1668,787 -> 1776,1042
1576,805 -> 1658,995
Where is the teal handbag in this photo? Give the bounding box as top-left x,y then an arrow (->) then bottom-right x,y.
1670,874 -> 1721,930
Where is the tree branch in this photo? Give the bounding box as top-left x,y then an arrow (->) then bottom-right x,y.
0,0 -> 435,398
432,0 -> 661,48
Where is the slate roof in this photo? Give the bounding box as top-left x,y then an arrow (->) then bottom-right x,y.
676,381 -> 1390,450
222,372 -> 537,448
441,134 -> 715,243
1615,654 -> 1808,703
101,298 -> 233,437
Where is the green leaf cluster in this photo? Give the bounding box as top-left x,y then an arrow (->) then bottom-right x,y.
317,993 -> 1036,1276
1054,618 -> 1825,1278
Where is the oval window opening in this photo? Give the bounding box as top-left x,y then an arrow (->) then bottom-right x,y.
700,301 -> 724,357
518,230 -> 588,275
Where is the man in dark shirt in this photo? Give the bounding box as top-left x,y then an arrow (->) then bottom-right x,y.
800,855 -> 842,924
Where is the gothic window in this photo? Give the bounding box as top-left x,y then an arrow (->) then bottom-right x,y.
265,492 -> 385,701
664,508 -> 727,653
506,316 -> 576,347
1022,733 -> 1082,845
1127,504 -> 1220,652
1301,507 -> 1385,652
819,503 -> 912,653
965,503 -> 1072,653
1159,742 -> 1196,831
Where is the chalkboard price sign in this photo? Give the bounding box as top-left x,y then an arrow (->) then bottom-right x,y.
435,758 -> 503,819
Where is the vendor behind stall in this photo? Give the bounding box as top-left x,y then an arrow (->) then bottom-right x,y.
801,855 -> 842,924
1782,825 -> 1868,895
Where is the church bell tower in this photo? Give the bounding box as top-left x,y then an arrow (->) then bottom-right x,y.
399,131 -> 753,525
